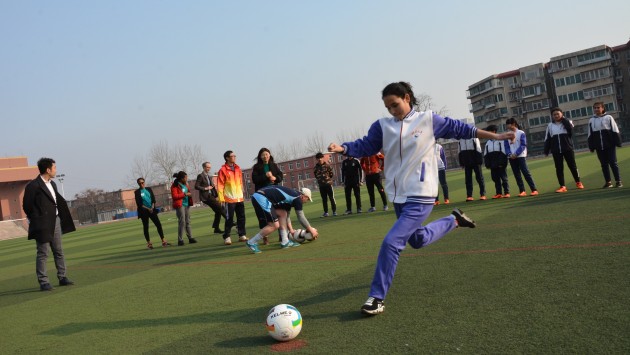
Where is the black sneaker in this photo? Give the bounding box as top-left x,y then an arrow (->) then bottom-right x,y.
616,181 -> 623,188
602,182 -> 613,189
59,277 -> 74,286
40,283 -> 54,291
361,297 -> 384,315
452,208 -> 476,228
213,229 -> 224,234
188,238 -> 198,244
177,240 -> 185,246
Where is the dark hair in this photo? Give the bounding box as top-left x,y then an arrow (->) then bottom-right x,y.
550,107 -> 562,114
255,148 -> 274,166
136,178 -> 145,186
37,157 -> 55,174
172,171 -> 187,184
202,161 -> 210,168
223,150 -> 233,162
315,152 -> 324,159
486,125 -> 498,133
382,82 -> 418,108
505,117 -> 520,129
593,101 -> 606,114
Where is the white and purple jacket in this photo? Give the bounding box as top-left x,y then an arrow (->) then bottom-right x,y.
504,129 -> 528,158
341,109 -> 477,204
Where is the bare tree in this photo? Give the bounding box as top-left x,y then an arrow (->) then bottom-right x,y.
416,92 -> 449,116
150,140 -> 177,184
304,131 -> 326,155
173,143 -> 206,175
335,125 -> 366,144
73,188 -> 106,205
127,154 -> 153,187
272,142 -> 291,162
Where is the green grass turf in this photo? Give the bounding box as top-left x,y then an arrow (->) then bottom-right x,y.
1,148 -> 629,354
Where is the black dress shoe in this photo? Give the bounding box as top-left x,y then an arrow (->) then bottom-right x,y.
178,240 -> 185,246
213,229 -> 224,234
59,277 -> 75,286
188,238 -> 198,244
40,283 -> 54,291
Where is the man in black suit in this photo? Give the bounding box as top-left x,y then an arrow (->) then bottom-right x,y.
22,157 -> 76,291
134,178 -> 171,249
195,161 -> 226,234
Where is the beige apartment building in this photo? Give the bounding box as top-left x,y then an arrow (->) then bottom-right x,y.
468,40 -> 630,155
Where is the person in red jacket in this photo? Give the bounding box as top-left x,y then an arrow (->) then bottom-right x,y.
171,171 -> 197,246
360,153 -> 389,212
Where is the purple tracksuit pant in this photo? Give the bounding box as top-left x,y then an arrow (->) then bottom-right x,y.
369,201 -> 456,300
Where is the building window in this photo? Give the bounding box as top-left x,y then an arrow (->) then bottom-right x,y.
305,172 -> 311,179
296,161 -> 301,169
288,162 -> 293,170
303,160 -> 309,168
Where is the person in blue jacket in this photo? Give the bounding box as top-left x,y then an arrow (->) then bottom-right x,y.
328,82 -> 514,315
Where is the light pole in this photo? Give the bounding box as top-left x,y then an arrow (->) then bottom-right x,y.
57,174 -> 66,198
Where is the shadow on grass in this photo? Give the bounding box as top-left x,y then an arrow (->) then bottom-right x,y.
40,285 -> 366,337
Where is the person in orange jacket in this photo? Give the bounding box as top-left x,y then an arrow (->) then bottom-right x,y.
360,153 -> 389,212
171,171 -> 197,246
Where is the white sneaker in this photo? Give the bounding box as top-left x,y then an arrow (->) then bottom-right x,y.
383,205 -> 389,211
368,207 -> 376,212
238,235 -> 248,242
224,237 -> 232,245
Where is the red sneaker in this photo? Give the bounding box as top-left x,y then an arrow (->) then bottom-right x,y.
555,186 -> 567,193
434,200 -> 440,206
480,195 -> 487,200
576,182 -> 585,189
466,197 -> 474,202
444,199 -> 450,205
492,194 -> 503,199
518,191 -> 527,197
503,193 -> 511,198
530,190 -> 539,196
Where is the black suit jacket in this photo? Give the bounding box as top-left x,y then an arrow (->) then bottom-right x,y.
23,176 -> 76,242
195,172 -> 218,202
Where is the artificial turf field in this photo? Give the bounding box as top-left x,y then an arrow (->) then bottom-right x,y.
1,148 -> 629,354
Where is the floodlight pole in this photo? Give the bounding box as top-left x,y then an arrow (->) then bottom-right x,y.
57,174 -> 66,198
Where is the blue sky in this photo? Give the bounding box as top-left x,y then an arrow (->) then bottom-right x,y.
2,0 -> 629,198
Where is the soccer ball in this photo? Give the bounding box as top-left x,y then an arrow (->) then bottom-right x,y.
303,231 -> 314,241
291,229 -> 306,243
266,304 -> 302,341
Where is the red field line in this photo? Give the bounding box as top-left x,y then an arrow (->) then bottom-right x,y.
73,241 -> 630,270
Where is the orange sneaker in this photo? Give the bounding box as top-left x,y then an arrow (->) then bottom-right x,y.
492,194 -> 503,199
480,195 -> 487,200
444,199 -> 450,205
555,186 -> 567,193
518,191 -> 527,197
503,193 -> 511,198
576,182 -> 584,189
466,197 -> 474,202
434,200 -> 440,206
530,190 -> 539,196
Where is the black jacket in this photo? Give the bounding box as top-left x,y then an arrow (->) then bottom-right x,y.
341,158 -> 362,186
23,176 -> 75,243
134,187 -> 157,219
251,162 -> 283,192
588,115 -> 622,151
544,118 -> 575,155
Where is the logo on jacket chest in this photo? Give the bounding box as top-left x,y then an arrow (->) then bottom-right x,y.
411,128 -> 423,138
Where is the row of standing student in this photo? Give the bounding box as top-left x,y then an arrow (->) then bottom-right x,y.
436,102 -> 623,203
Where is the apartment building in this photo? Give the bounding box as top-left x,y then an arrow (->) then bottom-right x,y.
468,41 -> 629,155
611,40 -> 630,141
